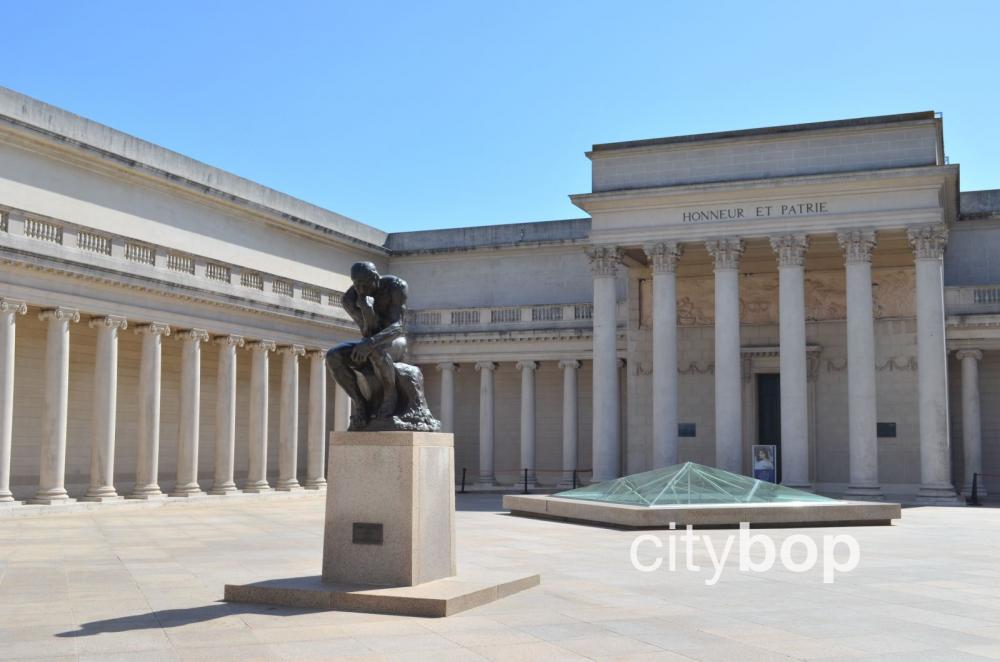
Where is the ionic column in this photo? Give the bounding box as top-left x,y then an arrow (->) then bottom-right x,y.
475,361 -> 497,485
245,340 -> 275,492
333,384 -> 351,432
130,322 -> 170,499
82,315 -> 127,501
276,344 -> 305,491
517,361 -> 538,485
706,239 -> 744,474
909,225 -> 960,504
956,349 -> 985,497
587,246 -> 624,481
0,299 -> 26,504
559,359 -> 580,487
770,234 -> 811,489
436,362 -> 458,433
172,329 -> 208,497
32,307 -> 79,504
210,335 -> 243,495
644,242 -> 682,468
303,349 -> 327,490
837,230 -> 883,499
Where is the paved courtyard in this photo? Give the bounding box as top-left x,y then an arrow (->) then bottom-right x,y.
2,493 -> 1000,661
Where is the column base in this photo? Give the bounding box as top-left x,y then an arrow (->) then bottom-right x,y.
275,480 -> 303,492
81,486 -> 122,501
79,494 -> 124,502
243,482 -> 272,493
170,488 -> 207,498
917,484 -> 964,505
29,495 -> 77,505
781,481 -> 814,492
210,482 -> 240,495
476,475 -> 496,487
0,491 -> 15,502
302,478 -> 327,490
128,485 -> 166,500
962,486 -> 988,498
843,484 -> 884,501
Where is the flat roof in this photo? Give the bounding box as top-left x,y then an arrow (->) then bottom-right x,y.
591,111 -> 937,153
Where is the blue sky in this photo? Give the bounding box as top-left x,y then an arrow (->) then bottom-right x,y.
2,1 -> 998,232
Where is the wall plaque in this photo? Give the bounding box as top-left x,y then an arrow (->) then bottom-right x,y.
352,522 -> 384,545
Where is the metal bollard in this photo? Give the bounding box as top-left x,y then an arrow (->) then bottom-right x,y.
572,469 -> 578,489
523,468 -> 529,494
970,473 -> 981,506
460,467 -> 466,494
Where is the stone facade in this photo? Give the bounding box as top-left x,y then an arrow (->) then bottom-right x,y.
1,89 -> 998,505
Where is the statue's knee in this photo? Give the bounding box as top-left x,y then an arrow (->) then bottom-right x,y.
326,346 -> 348,369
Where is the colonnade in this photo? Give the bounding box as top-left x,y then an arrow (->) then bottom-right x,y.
586,224 -> 959,502
435,359 -> 582,487
0,300 -> 331,505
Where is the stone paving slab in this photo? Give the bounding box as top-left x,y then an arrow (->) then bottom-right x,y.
1,493 -> 999,660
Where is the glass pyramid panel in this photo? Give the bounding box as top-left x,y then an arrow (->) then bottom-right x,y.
554,462 -> 834,506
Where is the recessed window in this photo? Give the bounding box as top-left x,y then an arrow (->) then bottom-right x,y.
877,422 -> 896,438
679,423 -> 696,438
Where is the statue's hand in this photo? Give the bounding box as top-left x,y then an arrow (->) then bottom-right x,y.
351,340 -> 373,363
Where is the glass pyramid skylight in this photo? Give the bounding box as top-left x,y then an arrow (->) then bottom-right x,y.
555,462 -> 834,506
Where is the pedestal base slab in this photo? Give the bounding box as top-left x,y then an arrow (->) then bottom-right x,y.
225,572 -> 539,618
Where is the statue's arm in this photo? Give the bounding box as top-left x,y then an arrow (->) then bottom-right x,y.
342,287 -> 373,336
367,282 -> 406,349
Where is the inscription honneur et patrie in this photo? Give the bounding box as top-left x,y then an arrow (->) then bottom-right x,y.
682,201 -> 829,223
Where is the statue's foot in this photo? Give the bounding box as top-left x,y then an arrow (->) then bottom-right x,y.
374,404 -> 396,421
348,408 -> 369,431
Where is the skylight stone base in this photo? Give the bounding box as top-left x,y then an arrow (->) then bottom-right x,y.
503,494 -> 901,528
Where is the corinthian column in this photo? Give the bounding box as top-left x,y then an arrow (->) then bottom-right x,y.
837,230 -> 882,499
706,238 -> 744,474
32,307 -> 79,504
0,299 -> 26,504
210,335 -> 243,495
82,315 -> 127,501
956,349 -> 985,497
304,349 -> 327,490
587,245 -> 624,481
770,234 -> 811,489
276,344 -> 305,491
436,362 -> 458,433
475,361 -> 497,485
130,322 -> 170,499
245,340 -> 275,492
172,329 -> 208,497
909,225 -> 961,504
517,361 -> 538,485
644,242 -> 682,468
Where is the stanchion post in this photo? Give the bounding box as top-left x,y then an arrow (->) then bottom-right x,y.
523,468 -> 528,494
970,473 -> 981,506
572,469 -> 578,489
460,467 -> 466,494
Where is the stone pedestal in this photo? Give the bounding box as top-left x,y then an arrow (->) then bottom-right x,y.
225,430 -> 538,616
322,431 -> 455,587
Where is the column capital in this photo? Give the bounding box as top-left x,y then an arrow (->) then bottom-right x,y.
586,245 -> 624,277
436,362 -> 458,372
306,348 -> 326,359
705,238 -> 744,270
643,242 -> 683,274
39,307 -> 80,323
475,361 -> 497,372
89,315 -> 127,331
770,234 -> 810,267
135,322 -> 171,337
277,344 -> 305,356
908,224 -> 949,260
176,328 -> 209,343
837,229 -> 877,264
956,349 -> 983,362
516,360 -> 538,371
246,339 -> 276,352
0,298 -> 27,315
214,334 -> 245,348
559,359 -> 581,370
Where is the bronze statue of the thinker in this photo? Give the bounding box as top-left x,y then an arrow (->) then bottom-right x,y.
326,262 -> 440,432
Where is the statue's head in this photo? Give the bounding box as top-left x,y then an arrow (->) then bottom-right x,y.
350,261 -> 380,295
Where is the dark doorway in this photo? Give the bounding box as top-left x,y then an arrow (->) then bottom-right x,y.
756,373 -> 782,483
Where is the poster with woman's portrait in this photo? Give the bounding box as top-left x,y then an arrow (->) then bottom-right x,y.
752,445 -> 777,483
